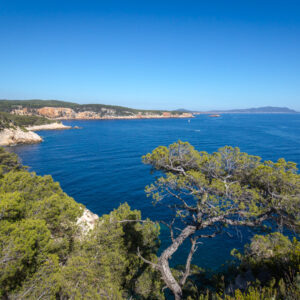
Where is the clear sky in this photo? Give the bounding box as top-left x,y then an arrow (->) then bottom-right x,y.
0,0 -> 299,111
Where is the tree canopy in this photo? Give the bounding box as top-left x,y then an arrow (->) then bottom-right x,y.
0,144 -> 299,299
0,111 -> 56,130
142,141 -> 300,299
0,147 -> 162,299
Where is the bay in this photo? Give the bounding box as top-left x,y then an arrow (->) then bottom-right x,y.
11,114 -> 300,270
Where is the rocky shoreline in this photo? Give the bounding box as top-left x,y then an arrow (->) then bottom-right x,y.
0,127 -> 43,146
0,108 -> 193,146
0,123 -> 71,146
12,106 -> 194,120
82,114 -> 193,120
25,122 -> 72,131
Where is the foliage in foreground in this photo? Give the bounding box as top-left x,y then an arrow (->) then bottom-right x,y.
0,145 -> 299,299
0,147 -> 163,299
142,140 -> 299,299
182,232 -> 299,300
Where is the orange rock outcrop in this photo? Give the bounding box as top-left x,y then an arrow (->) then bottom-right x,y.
12,107 -> 194,120
37,107 -> 75,118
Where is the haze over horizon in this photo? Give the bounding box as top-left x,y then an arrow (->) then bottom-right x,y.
0,98 -> 299,113
0,1 -> 299,111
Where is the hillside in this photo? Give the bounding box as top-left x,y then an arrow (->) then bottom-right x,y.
0,112 -> 71,146
0,147 -> 163,299
0,111 -> 56,130
0,99 -> 144,115
0,99 -> 193,119
0,146 -> 299,299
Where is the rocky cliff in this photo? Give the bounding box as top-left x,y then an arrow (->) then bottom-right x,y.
0,127 -> 42,146
0,110 -> 70,146
12,106 -> 193,120
77,208 -> 99,233
26,122 -> 72,131
0,120 -> 71,146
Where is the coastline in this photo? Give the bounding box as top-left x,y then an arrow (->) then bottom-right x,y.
0,114 -> 193,147
11,106 -> 194,120
0,123 -> 71,147
0,127 -> 43,146
57,114 -> 194,120
26,122 -> 72,131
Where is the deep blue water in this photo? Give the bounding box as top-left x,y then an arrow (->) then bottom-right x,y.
11,114 -> 300,270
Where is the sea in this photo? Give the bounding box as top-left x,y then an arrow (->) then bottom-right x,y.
11,114 -> 300,270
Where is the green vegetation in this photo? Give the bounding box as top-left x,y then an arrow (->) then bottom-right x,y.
0,99 -> 167,116
0,100 -> 79,111
0,147 -> 162,299
142,141 -> 299,299
187,233 -> 300,299
0,148 -> 23,174
0,111 -> 55,130
0,144 -> 299,299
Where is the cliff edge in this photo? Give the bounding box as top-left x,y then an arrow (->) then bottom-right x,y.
26,122 -> 72,131
13,106 -> 193,120
0,99 -> 194,119
0,127 -> 42,146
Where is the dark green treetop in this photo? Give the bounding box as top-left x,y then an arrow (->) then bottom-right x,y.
0,147 -> 163,299
142,141 -> 300,300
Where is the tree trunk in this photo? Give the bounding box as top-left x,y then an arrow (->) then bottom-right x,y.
158,225 -> 197,299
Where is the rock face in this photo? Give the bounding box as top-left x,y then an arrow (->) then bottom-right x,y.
36,107 -> 75,118
12,107 -> 194,120
26,122 -> 72,131
0,122 -> 72,146
77,208 -> 99,233
0,128 -> 42,146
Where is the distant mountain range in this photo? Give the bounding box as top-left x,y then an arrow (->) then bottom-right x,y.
177,106 -> 299,114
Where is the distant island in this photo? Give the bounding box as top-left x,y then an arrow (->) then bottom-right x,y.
189,106 -> 299,114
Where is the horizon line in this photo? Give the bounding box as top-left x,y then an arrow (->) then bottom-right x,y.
0,98 -> 299,113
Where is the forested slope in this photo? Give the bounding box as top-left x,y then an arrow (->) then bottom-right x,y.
0,148 -> 163,299
0,99 -> 165,116
0,146 -> 299,299
0,111 -> 55,130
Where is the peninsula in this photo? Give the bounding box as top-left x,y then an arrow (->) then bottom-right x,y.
0,100 -> 193,120
0,99 -> 193,146
0,111 -> 70,146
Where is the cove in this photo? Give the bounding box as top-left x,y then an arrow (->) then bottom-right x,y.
11,114 -> 300,270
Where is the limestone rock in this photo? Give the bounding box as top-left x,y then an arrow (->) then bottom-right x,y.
26,122 -> 72,131
77,208 -> 99,233
12,106 -> 194,120
0,128 -> 42,146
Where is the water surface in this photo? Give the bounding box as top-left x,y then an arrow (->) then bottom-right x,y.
12,114 -> 300,269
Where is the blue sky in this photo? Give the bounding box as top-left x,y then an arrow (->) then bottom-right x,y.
0,0 -> 299,110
